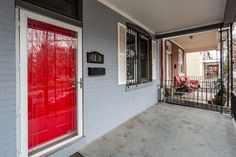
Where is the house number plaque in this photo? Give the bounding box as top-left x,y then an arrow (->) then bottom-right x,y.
87,51 -> 104,64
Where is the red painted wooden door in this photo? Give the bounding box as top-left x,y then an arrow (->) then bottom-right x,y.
28,19 -> 77,149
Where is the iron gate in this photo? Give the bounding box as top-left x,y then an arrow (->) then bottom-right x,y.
164,26 -> 234,114
231,24 -> 236,121
232,93 -> 236,121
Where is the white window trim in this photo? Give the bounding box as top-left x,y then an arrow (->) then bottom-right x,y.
16,9 -> 83,157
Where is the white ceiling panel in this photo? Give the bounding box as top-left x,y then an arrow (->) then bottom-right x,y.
99,0 -> 226,34
172,31 -> 218,52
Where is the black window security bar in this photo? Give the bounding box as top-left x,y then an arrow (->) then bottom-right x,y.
126,27 -> 152,86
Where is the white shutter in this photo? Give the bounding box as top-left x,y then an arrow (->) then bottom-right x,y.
118,23 -> 127,85
152,40 -> 157,80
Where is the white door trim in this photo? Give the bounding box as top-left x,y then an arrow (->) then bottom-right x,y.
16,9 -> 83,157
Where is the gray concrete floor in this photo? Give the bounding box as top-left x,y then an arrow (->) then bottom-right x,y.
79,103 -> 236,157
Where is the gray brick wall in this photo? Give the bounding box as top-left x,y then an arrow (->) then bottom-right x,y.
49,0 -> 160,156
0,0 -> 16,157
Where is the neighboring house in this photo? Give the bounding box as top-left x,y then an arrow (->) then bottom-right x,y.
164,40 -> 186,81
167,30 -> 220,80
186,51 -> 220,79
186,52 -> 204,77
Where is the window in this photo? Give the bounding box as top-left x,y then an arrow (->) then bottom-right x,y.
19,0 -> 82,21
118,23 -> 155,86
178,49 -> 184,75
126,27 -> 152,85
140,35 -> 149,80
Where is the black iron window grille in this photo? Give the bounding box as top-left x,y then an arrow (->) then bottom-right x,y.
126,27 -> 152,86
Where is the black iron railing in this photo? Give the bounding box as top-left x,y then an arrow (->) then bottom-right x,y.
164,79 -> 230,113
232,90 -> 236,121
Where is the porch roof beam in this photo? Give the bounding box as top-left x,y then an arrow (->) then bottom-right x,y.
155,23 -> 223,39
223,0 -> 236,26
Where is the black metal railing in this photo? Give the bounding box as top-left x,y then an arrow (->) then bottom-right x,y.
232,85 -> 236,120
164,79 -> 230,113
232,93 -> 236,121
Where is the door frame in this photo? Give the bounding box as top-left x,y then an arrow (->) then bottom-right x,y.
16,9 -> 83,157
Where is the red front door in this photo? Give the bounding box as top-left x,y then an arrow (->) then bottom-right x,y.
27,19 -> 77,149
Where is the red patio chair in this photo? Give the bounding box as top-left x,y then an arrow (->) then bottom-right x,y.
174,75 -> 200,93
185,76 -> 200,88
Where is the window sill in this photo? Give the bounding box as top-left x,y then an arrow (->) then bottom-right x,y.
125,81 -> 153,91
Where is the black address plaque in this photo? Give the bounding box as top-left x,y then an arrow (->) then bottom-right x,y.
87,51 -> 104,64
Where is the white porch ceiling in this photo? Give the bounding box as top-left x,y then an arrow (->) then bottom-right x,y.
99,0 -> 226,34
171,31 -> 218,53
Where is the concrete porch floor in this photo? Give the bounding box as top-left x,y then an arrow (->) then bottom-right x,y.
78,103 -> 236,157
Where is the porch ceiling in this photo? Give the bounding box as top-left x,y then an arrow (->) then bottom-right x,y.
171,31 -> 218,53
99,0 -> 226,34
